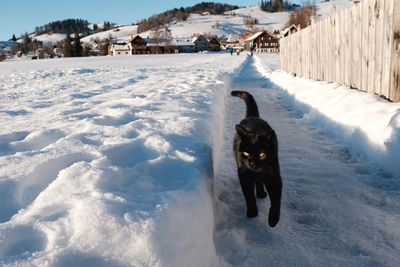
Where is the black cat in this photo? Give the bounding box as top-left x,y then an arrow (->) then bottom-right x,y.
231,90 -> 282,227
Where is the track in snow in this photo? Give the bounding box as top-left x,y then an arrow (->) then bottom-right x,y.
213,57 -> 400,267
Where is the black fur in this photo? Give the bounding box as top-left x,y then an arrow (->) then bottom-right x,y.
231,90 -> 282,227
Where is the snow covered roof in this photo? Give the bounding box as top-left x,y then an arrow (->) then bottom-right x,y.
281,24 -> 298,37
245,31 -> 264,42
227,34 -> 240,43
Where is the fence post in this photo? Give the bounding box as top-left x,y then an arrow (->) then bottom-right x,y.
390,0 -> 400,101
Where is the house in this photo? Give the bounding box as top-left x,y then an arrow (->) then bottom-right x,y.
208,37 -> 221,51
244,30 -> 280,53
110,42 -> 131,56
226,34 -> 240,45
130,35 -> 147,54
145,37 -> 176,54
36,48 -> 45,59
174,38 -> 196,53
281,24 -> 299,38
192,35 -> 209,52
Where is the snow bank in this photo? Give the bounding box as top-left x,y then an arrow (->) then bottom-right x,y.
254,54 -> 400,177
0,53 -> 245,266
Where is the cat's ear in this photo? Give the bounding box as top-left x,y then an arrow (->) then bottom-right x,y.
235,124 -> 248,136
259,130 -> 275,140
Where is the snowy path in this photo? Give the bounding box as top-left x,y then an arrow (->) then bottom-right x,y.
213,57 -> 400,266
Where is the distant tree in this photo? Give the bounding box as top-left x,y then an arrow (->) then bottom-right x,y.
63,34 -> 74,57
243,16 -> 258,30
285,4 -> 316,29
82,43 -> 91,57
21,33 -> 33,54
150,26 -> 163,54
0,53 -> 6,62
10,34 -> 17,42
73,34 -> 83,57
261,0 -> 294,12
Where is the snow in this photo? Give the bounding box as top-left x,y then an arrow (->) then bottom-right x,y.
32,33 -> 67,45
214,54 -> 400,266
81,25 -> 138,44
0,54 -> 245,266
1,8 -> 400,265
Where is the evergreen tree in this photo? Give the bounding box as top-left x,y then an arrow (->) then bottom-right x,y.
63,34 -> 74,57
73,34 -> 83,57
10,34 -> 17,42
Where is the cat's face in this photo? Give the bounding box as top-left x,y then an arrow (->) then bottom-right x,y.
236,125 -> 275,172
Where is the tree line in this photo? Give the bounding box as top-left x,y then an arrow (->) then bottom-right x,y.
33,19 -> 114,36
260,0 -> 297,12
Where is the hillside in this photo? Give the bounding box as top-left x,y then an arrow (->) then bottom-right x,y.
27,0 -> 353,45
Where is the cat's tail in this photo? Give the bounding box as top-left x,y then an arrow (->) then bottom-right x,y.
231,91 -> 259,118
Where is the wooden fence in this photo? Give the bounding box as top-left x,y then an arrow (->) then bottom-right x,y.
280,0 -> 400,102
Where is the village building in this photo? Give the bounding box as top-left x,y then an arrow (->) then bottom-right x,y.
109,42 -> 132,56
174,38 -> 196,53
281,24 -> 299,38
192,35 -> 209,52
207,37 -> 221,51
244,30 -> 280,53
145,37 -> 176,54
130,35 -> 147,54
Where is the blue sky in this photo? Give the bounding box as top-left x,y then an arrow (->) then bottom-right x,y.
1,0 -> 264,41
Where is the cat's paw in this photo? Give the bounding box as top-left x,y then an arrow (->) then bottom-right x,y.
268,207 -> 280,227
247,208 -> 258,218
256,191 -> 267,199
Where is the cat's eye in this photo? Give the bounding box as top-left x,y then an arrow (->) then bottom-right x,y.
242,151 -> 250,157
259,152 -> 267,158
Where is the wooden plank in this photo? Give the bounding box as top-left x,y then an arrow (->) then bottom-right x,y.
367,0 -> 377,93
350,6 -> 357,89
354,3 -> 363,90
306,27 -> 311,78
344,9 -> 351,87
335,11 -> 341,84
340,10 -> 346,85
361,0 -> 370,92
390,0 -> 400,101
351,4 -> 361,89
374,0 -> 385,96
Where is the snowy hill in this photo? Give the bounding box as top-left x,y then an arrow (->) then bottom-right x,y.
28,0 -> 354,45
81,25 -> 138,43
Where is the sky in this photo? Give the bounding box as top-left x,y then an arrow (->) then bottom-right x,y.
0,0 -> 262,41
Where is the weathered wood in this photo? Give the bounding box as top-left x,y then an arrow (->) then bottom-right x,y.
367,0 -> 377,93
361,0 -> 370,92
390,0 -> 400,101
381,0 -> 393,98
374,0 -> 384,95
279,0 -> 400,102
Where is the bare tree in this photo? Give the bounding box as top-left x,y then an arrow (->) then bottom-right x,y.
285,4 -> 316,29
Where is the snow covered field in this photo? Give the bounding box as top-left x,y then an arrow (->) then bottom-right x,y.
1,53 -> 400,266
0,54 -> 245,266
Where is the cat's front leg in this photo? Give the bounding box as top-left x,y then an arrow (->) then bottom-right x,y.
238,170 -> 258,218
265,176 -> 282,227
